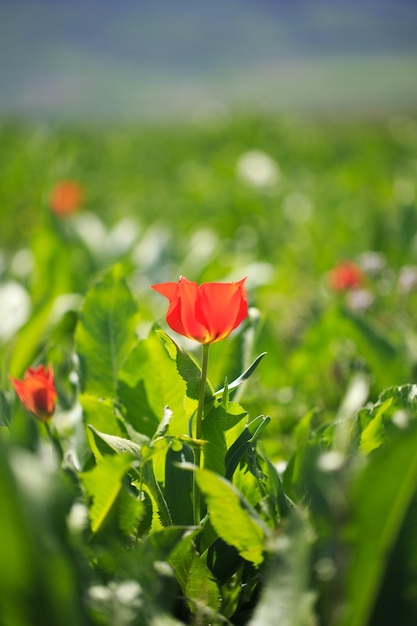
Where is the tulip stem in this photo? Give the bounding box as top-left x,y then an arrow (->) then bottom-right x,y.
194,342 -> 210,527
44,421 -> 64,465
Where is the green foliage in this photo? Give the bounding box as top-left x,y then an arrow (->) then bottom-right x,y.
76,264 -> 140,399
196,469 -> 267,566
2,113 -> 417,625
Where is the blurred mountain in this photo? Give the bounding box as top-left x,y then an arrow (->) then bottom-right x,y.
0,0 -> 416,120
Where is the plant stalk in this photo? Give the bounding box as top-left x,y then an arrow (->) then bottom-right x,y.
44,421 -> 64,464
193,342 -> 210,527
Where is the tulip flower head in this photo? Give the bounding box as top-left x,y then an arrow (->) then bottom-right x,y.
49,180 -> 83,217
151,276 -> 248,344
11,364 -> 57,422
328,261 -> 364,292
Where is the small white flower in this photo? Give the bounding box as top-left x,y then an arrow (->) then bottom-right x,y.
0,281 -> 31,342
236,150 -> 280,188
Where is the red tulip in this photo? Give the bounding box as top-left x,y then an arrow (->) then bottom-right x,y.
151,276 -> 248,344
49,180 -> 83,217
328,261 -> 364,292
10,364 -> 57,422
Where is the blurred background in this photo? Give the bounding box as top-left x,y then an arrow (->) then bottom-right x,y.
1,0 -> 417,121
1,0 -> 417,442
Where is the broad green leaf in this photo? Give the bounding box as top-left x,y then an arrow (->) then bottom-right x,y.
344,422 -> 417,626
80,453 -> 136,533
169,533 -> 220,614
119,329 -> 191,437
75,264 -> 140,398
80,394 -> 125,436
196,468 -> 267,565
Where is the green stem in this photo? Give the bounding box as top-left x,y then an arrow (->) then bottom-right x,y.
193,342 -> 210,527
44,421 -> 64,464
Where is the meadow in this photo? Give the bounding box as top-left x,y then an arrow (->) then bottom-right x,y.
1,111 -> 417,625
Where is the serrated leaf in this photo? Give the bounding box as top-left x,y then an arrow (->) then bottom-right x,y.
116,481 -> 146,537
75,264 -> 140,398
169,533 -> 220,614
196,469 -> 267,565
80,453 -> 136,533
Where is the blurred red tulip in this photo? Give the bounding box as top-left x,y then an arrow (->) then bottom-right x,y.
49,180 -> 83,217
328,261 -> 364,292
11,364 -> 57,422
151,276 -> 248,344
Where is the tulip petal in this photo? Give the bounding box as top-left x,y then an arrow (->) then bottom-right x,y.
174,278 -> 208,343
151,278 -> 208,342
197,278 -> 248,343
11,364 -> 57,421
151,276 -> 248,344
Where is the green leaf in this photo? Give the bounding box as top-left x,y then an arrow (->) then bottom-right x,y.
225,415 -> 270,481
88,425 -> 143,458
249,515 -> 315,626
80,393 -> 126,461
196,469 -> 267,566
345,422 -> 417,626
75,264 -> 140,398
141,458 -> 173,528
359,397 -> 393,455
157,330 -> 213,400
119,329 -> 190,437
169,533 -> 220,615
214,351 -> 267,396
202,404 -> 227,476
116,480 -> 146,538
164,443 -> 194,526
80,453 -> 136,533
0,390 -> 11,427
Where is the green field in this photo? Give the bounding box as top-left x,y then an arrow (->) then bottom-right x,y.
1,111 -> 417,625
